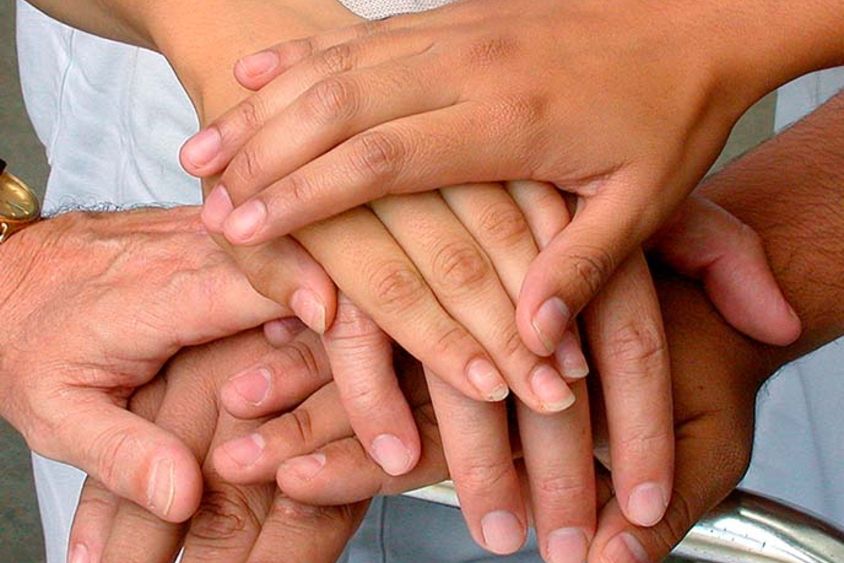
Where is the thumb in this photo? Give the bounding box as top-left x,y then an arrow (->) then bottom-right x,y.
650,196 -> 801,346
38,394 -> 203,523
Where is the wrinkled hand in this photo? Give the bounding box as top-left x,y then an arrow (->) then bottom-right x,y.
0,207 -> 326,522
68,328 -> 368,563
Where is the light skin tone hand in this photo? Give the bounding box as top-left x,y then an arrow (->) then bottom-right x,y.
182,0 -> 836,357
16,0 -> 812,556
67,328 -> 368,563
0,207 -> 324,523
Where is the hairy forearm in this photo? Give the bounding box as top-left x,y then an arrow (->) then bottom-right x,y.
701,91 -> 844,367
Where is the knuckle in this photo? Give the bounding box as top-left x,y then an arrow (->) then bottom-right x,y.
329,302 -> 381,341
536,473 -> 592,505
652,488 -> 698,555
368,260 -> 427,313
314,43 -> 356,75
607,320 -> 668,375
233,97 -> 268,135
285,407 -> 315,446
340,375 -> 393,414
452,457 -> 513,494
476,200 -> 532,248
566,246 -> 615,300
189,487 -> 260,542
285,172 -> 318,207
431,325 -> 472,360
281,340 -> 322,380
303,76 -> 359,123
354,20 -> 387,39
228,144 -> 265,185
91,428 -> 136,489
430,239 -> 491,293
347,130 -> 404,182
616,425 -> 672,459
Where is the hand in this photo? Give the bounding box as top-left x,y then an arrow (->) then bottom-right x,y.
68,328 -> 368,562
219,260 -> 771,563
0,206 -> 335,522
181,0 -> 828,355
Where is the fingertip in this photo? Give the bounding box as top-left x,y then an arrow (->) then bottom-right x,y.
233,50 -> 280,90
624,482 -> 669,528
263,317 -> 307,347
222,199 -> 268,246
146,447 -> 203,523
290,288 -> 328,334
369,433 -> 417,477
179,127 -> 222,176
201,184 -> 234,233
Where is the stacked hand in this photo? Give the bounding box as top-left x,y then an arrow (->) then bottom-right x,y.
6,0 -> 822,561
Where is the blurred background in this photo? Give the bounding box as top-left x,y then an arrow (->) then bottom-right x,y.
0,1 -> 777,561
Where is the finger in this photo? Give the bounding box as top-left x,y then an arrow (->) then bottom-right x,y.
216,53 -> 456,213
588,414 -> 750,563
68,478 -> 120,563
262,317 -> 306,348
518,381 -> 596,563
231,0 -> 495,90
295,207 -> 504,402
197,225 -> 336,335
506,181 -> 593,380
425,367 -> 528,556
181,413 -> 274,563
219,102 -> 532,246
277,401 -> 447,505
102,358 -> 226,559
214,383 -> 352,484
373,192 -> 571,412
651,195 -> 801,345
220,329 -> 332,418
42,395 -> 203,524
322,294 -> 421,476
184,30 -> 436,178
583,251 -> 674,528
246,496 -> 370,563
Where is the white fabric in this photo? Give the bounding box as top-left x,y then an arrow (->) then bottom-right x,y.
13,0 -> 844,558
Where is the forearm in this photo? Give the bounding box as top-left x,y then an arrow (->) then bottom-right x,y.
700,91 -> 844,367
25,0 -> 356,107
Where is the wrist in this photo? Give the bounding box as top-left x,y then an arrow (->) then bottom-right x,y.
142,0 -> 358,116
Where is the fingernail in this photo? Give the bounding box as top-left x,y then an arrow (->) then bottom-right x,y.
555,331 -> 589,379
290,289 -> 327,334
370,434 -> 413,476
68,543 -> 89,563
183,127 -> 221,169
220,433 -> 265,467
201,184 -> 234,232
147,458 -> 175,517
547,528 -> 588,563
237,50 -> 280,78
530,365 -> 575,412
627,482 -> 668,527
229,367 -> 271,405
263,317 -> 306,347
224,200 -> 267,243
281,452 -> 326,481
532,297 -> 570,355
466,358 -> 509,401
480,510 -> 526,554
603,532 -> 649,563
